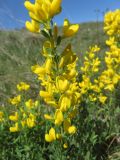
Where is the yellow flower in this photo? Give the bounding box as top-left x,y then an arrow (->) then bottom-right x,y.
10,123 -> 19,132
26,114 -> 36,128
45,58 -> 52,74
89,45 -> 100,53
98,94 -> 107,104
26,118 -> 35,128
31,65 -> 46,75
17,82 -> 30,91
66,69 -> 77,79
25,99 -> 38,109
105,84 -> 114,91
59,94 -> 71,112
35,1 -> 50,21
56,76 -> 69,92
24,0 -> 62,26
89,94 -> 97,102
50,0 -> 62,17
24,1 -> 35,13
63,19 -> 79,38
112,74 -> 119,84
63,143 -> 68,149
21,120 -> 26,128
68,125 -> 76,134
9,112 -> 18,122
63,119 -> 76,134
9,95 -> 21,105
25,99 -> 33,109
45,100 -> 58,107
45,128 -> 56,142
40,91 -> 52,99
104,10 -> 120,36
44,114 -> 53,120
25,20 -> 40,33
55,109 -> 64,125
106,37 -> 115,46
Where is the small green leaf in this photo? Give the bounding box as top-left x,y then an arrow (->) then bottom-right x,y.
41,30 -> 50,39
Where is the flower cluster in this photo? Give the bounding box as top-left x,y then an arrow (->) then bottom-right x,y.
24,0 -> 62,32
32,33 -> 79,143
104,9 -> 120,36
8,82 -> 40,132
79,45 -> 107,104
9,99 -> 39,132
100,10 -> 120,92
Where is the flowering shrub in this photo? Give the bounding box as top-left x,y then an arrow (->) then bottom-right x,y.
0,1 -> 120,159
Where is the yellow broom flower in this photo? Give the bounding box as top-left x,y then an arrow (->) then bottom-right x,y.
17,82 -> 30,91
56,76 -> 69,92
54,109 -> 64,125
45,128 -> 56,142
50,0 -> 62,17
9,112 -> 18,122
63,19 -> 79,38
25,20 -> 40,33
10,123 -> 19,132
